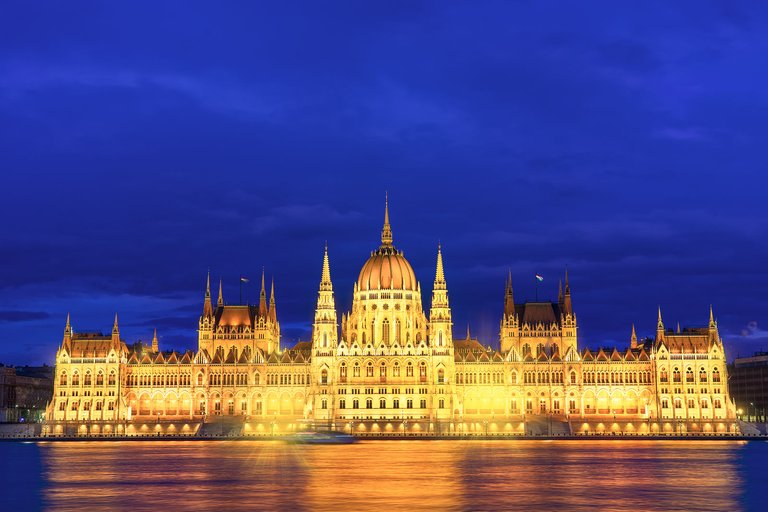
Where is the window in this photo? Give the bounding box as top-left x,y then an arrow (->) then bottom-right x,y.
96,373 -> 104,386
72,373 -> 79,386
420,398 -> 427,409
321,369 -> 328,385
340,365 -> 347,383
366,398 -> 373,409
420,363 -> 427,383
699,368 -> 707,383
84,373 -> 92,386
321,399 -> 327,410
437,368 -> 445,384
406,399 -> 413,409
380,398 -> 386,408
660,369 -> 668,383
382,319 -> 390,344
407,363 -> 414,377
686,368 -> 694,383
439,399 -> 445,409
673,368 -> 681,383
393,363 -> 400,377
714,399 -> 722,409
510,400 -> 518,413
393,398 -> 400,409
339,399 -> 346,409
59,401 -> 66,411
366,363 -> 374,378
95,401 -> 103,411
662,399 -> 669,409
712,368 -> 721,383
570,371 -> 577,384
510,371 -> 517,385
60,373 -> 67,386
353,363 -> 361,378
353,399 -> 359,409
380,364 -> 386,383
197,373 -> 204,386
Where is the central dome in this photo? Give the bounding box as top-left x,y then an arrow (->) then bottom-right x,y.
356,196 -> 418,292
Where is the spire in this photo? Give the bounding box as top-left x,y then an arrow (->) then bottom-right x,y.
63,313 -> 72,343
676,322 -> 681,334
466,323 -> 471,340
433,243 -> 446,290
630,323 -> 637,348
709,304 -> 716,328
563,269 -> 572,314
217,278 -> 224,306
268,278 -> 277,322
320,243 -> 333,291
203,271 -> 213,317
259,268 -> 267,317
657,306 -> 663,328
558,279 -> 563,303
381,192 -> 393,246
152,328 -> 158,352
504,270 -> 515,316
112,313 -> 120,342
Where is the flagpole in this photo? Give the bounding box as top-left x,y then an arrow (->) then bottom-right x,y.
240,278 -> 243,305
535,275 -> 538,302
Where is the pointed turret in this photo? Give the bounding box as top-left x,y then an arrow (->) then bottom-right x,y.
630,323 -> 637,349
676,322 -> 681,334
381,192 -> 393,246
63,313 -> 72,345
320,242 -> 333,292
656,306 -> 665,341
563,269 -> 572,314
268,278 -> 277,323
152,328 -> 158,352
217,278 -> 224,306
434,243 -> 446,291
709,304 -> 716,328
112,313 -> 120,343
203,271 -> 213,317
558,279 -> 563,303
466,323 -> 471,340
259,268 -> 267,317
504,270 -> 515,316
312,245 -> 338,351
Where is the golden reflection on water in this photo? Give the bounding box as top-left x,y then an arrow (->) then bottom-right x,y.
39,440 -> 746,511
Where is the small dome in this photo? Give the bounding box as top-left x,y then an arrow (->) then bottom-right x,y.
357,246 -> 417,292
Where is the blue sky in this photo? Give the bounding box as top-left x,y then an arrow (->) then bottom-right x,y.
1,1 -> 767,365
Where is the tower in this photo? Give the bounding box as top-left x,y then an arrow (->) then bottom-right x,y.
500,271 -> 519,354
429,243 -> 453,351
311,244 -> 338,424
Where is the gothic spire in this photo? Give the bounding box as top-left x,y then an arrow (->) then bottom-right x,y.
203,271 -> 213,317
259,268 -> 267,317
381,192 -> 393,246
433,243 -> 446,290
504,270 -> 515,316
269,278 -> 277,322
558,279 -> 563,303
709,304 -> 716,328
113,313 -> 119,333
65,312 -> 71,334
217,278 -> 224,306
152,328 -> 158,352
320,243 -> 333,292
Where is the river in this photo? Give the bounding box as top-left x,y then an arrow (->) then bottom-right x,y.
2,439 -> 766,511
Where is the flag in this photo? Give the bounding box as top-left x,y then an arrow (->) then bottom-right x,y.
535,274 -> 544,282
240,276 -> 249,283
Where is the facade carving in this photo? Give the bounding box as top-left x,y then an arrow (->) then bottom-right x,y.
44,201 -> 738,435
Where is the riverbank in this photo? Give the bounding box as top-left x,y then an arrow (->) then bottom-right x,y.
0,432 -> 764,442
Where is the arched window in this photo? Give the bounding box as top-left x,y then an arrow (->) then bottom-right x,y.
686,367 -> 694,383
522,343 -> 531,355
339,364 -> 347,382
59,372 -> 67,386
660,369 -> 668,383
323,333 -> 328,347
570,371 -> 577,384
395,319 -> 401,342
197,373 -> 204,386
108,372 -> 116,386
380,362 -> 386,382
382,319 -> 390,344
420,362 -> 427,382
510,371 -> 517,385
72,372 -> 79,386
712,368 -> 721,383
437,368 -> 445,384
254,372 -> 261,385
407,361 -> 414,377
353,362 -> 361,378
321,369 -> 328,385
366,362 -> 374,377
393,362 -> 401,377
438,331 -> 443,347
699,367 -> 707,382
84,372 -> 92,386
673,367 -> 681,383
96,372 -> 104,386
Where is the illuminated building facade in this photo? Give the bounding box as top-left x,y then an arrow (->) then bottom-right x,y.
44,200 -> 738,435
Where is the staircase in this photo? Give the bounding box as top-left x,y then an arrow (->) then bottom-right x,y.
197,416 -> 245,437
737,419 -> 762,436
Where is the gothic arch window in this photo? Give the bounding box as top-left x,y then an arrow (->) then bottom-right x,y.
437,368 -> 445,384
686,367 -> 694,383
522,343 -> 531,355
660,369 -> 668,383
59,372 -> 67,386
673,367 -> 681,383
323,333 -> 328,347
382,319 -> 390,344
551,343 -> 559,355
699,367 -> 707,382
96,372 -> 104,386
108,371 -> 116,386
438,331 -> 443,347
84,371 -> 92,386
712,368 -> 721,383
536,343 -> 545,356
353,362 -> 361,378
395,319 -> 401,342
510,371 -> 517,385
253,371 -> 261,385
197,373 -> 204,386
321,369 -> 328,385
570,371 -> 577,384
366,362 -> 374,377
416,332 -> 422,343
407,361 -> 414,377
72,372 -> 79,386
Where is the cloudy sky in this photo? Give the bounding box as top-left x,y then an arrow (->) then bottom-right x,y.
1,1 -> 767,365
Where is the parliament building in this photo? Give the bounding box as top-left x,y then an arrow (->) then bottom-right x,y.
44,200 -> 738,436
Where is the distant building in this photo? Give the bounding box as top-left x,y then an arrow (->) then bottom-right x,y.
43,199 -> 738,436
729,352 -> 768,423
0,365 -> 54,422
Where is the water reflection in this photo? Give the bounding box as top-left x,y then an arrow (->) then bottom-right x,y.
34,440 -> 752,511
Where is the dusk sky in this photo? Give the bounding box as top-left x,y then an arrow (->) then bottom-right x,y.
1,1 -> 767,366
